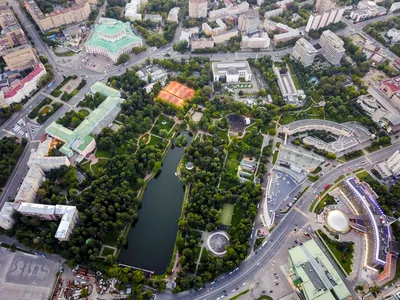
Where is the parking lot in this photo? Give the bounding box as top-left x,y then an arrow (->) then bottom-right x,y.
0,247 -> 59,300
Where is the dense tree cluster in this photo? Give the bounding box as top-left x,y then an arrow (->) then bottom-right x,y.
0,137 -> 26,188
173,135 -> 261,292
78,92 -> 107,110
56,110 -> 87,129
363,16 -> 400,47
270,3 -> 311,29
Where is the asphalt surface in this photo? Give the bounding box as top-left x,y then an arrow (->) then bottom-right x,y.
156,142 -> 400,300
1,4 -> 400,299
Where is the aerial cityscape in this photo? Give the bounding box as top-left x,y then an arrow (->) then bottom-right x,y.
0,0 -> 400,299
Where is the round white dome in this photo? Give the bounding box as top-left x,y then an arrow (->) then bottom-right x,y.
326,209 -> 350,234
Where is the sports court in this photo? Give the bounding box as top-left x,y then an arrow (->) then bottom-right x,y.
157,81 -> 195,108
220,203 -> 234,226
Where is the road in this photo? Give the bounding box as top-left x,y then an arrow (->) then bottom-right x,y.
1,3 -> 400,299
156,143 -> 400,300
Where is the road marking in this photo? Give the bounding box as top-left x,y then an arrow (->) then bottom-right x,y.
2,129 -> 16,136
294,207 -> 308,218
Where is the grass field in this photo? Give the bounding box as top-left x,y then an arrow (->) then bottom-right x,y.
92,159 -> 108,175
155,115 -> 175,131
220,203 -> 234,226
149,134 -> 163,146
229,290 -> 249,300
334,175 -> 346,183
139,133 -> 150,145
314,193 -> 336,214
95,148 -> 112,158
226,151 -> 240,177
101,246 -> 115,257
78,109 -> 90,117
231,204 -> 245,226
273,150 -> 279,164
356,170 -> 373,182
307,175 -> 320,182
103,229 -> 121,247
318,230 -> 353,274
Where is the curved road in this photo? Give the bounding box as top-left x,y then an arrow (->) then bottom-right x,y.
158,143 -> 400,300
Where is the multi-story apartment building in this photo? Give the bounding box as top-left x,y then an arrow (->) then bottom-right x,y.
292,38 -> 318,67
0,27 -> 28,51
240,33 -> 270,49
191,37 -> 214,50
1,44 -> 39,71
202,19 -> 227,36
209,1 -> 249,21
388,28 -> 400,43
0,0 -> 18,28
238,10 -> 260,34
319,30 -> 345,65
314,0 -> 336,13
1,63 -> 46,105
125,0 -> 147,21
85,18 -> 143,62
213,28 -> 238,44
264,19 -> 300,44
188,0 -> 207,18
349,0 -> 387,23
305,8 -> 345,32
167,7 -> 180,23
387,150 -> 400,176
24,0 -> 91,32
380,75 -> 400,109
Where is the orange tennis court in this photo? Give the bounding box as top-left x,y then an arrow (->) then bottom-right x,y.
156,81 -> 195,108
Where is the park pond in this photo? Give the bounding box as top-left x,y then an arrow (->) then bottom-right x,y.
119,131 -> 192,274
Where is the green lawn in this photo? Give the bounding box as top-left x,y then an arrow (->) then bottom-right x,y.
314,193 -> 336,214
79,160 -> 91,175
356,170 -> 373,182
226,151 -> 240,177
139,133 -> 150,145
318,230 -> 353,274
95,148 -> 112,158
272,150 -> 279,164
229,290 -> 249,300
256,296 -> 272,300
311,166 -> 322,174
155,115 -> 175,131
220,203 -> 235,226
92,159 -> 108,175
149,134 -> 163,146
280,113 -> 295,125
231,204 -> 245,226
307,175 -> 320,182
101,246 -> 115,257
334,175 -> 346,183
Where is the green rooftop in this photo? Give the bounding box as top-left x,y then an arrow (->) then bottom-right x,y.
91,82 -> 121,98
85,19 -> 142,55
288,239 -> 351,300
46,83 -> 124,157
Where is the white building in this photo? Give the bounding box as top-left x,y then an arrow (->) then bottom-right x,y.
209,1 -> 249,21
264,20 -> 300,43
264,8 -> 284,19
0,202 -> 18,230
15,164 -> 45,203
292,38 -> 318,67
388,28 -> 400,43
212,61 -> 252,83
1,63 -> 46,106
28,137 -> 70,172
125,0 -> 147,21
241,33 -> 270,49
349,1 -> 387,23
238,10 -> 260,34
202,19 -> 227,36
319,30 -> 345,65
179,27 -> 199,43
167,7 -> 180,22
274,65 -> 304,104
191,37 -> 214,50
390,2 -> 400,13
305,8 -> 345,32
375,150 -> 400,178
276,0 -> 293,8
144,14 -> 162,23
188,0 -> 207,18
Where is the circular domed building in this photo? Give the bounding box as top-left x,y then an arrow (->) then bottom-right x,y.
326,209 -> 351,234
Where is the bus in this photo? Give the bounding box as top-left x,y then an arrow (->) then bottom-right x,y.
47,81 -> 55,88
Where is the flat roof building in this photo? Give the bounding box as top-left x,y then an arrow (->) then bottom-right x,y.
167,7 -> 180,23
288,239 -> 351,300
305,8 -> 345,33
209,1 -> 249,21
212,61 -> 252,83
350,0 -> 387,23
264,19 -> 300,43
292,38 -> 318,67
15,164 -> 45,203
188,0 -> 207,18
125,0 -> 147,21
144,14 -> 162,23
1,44 -> 39,71
319,30 -> 345,65
238,10 -> 260,35
24,0 -> 91,32
375,150 -> 400,178
85,18 -> 143,62
191,37 -> 214,50
241,33 -> 270,49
